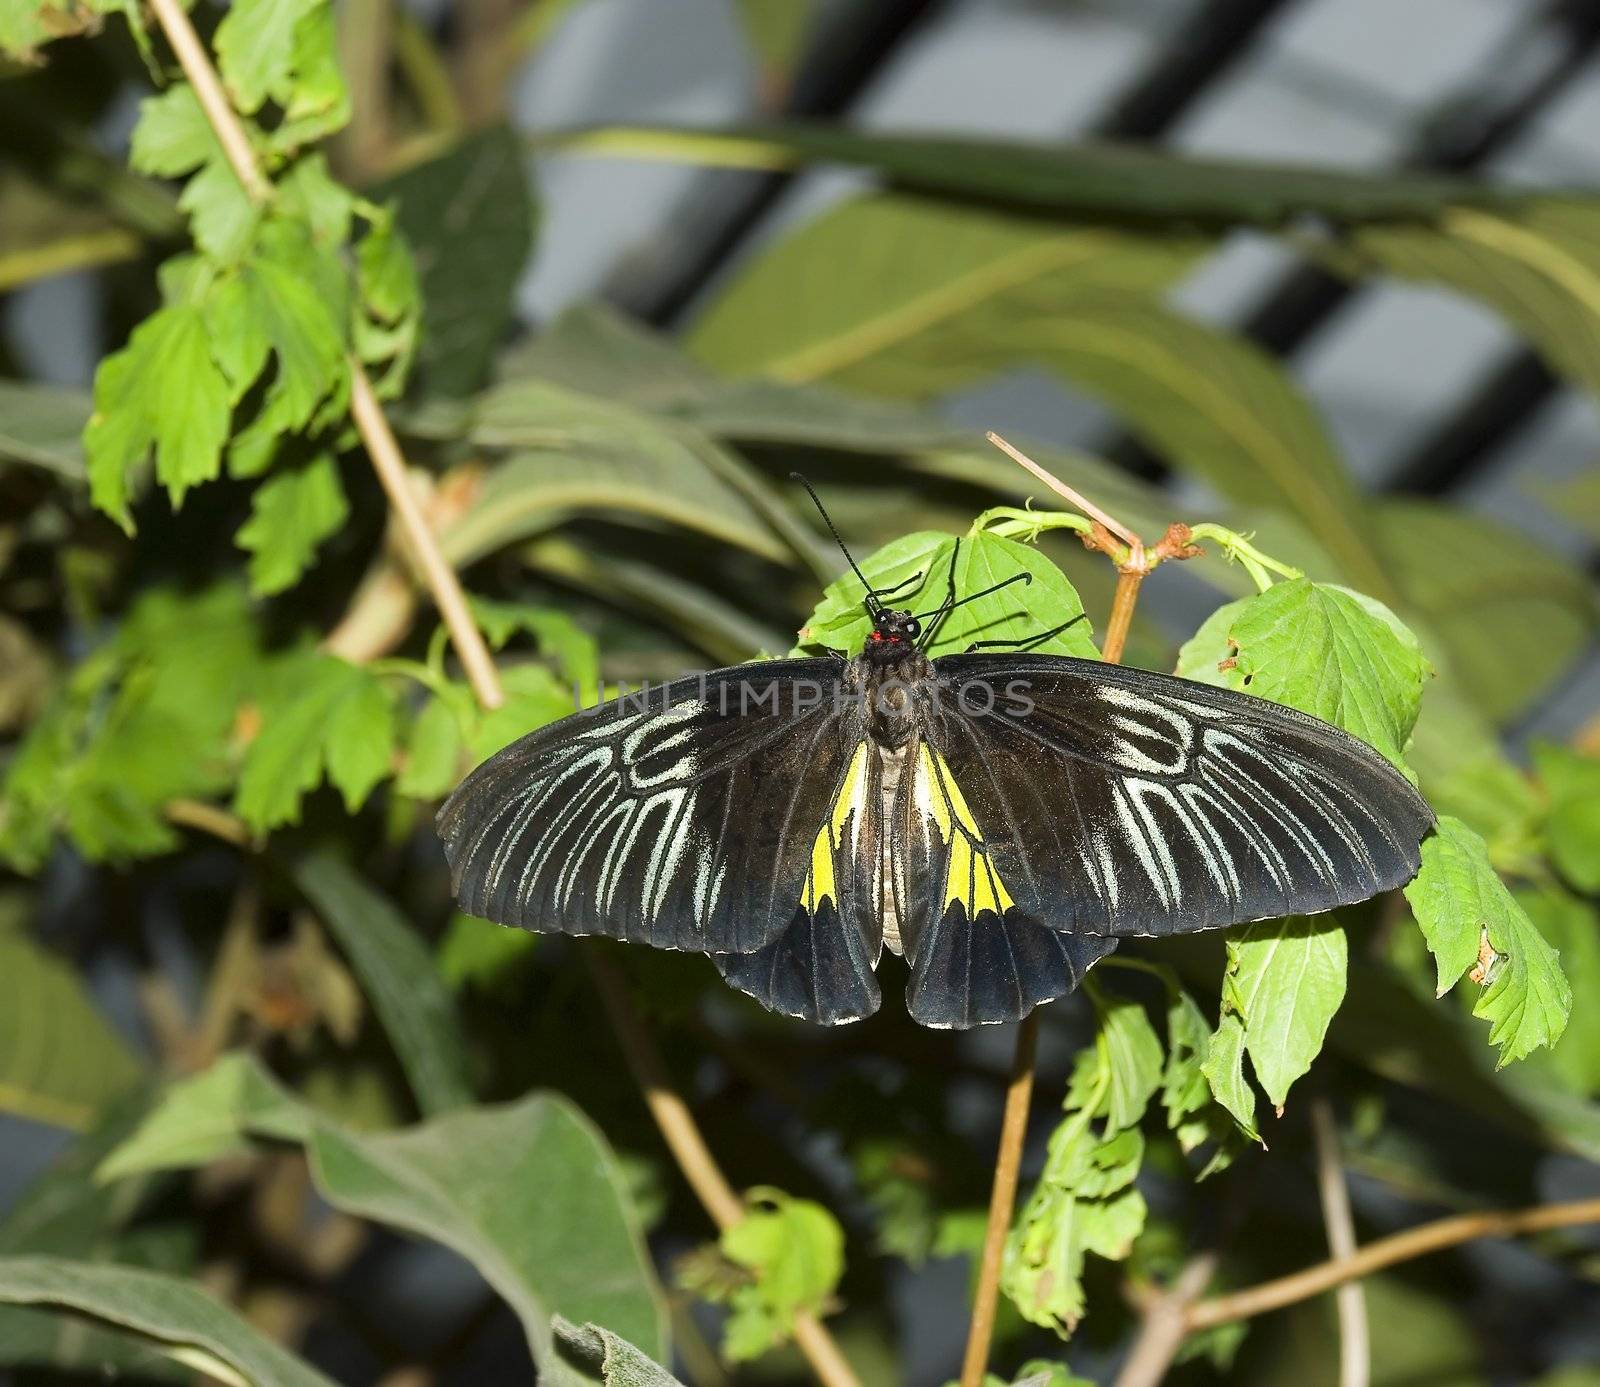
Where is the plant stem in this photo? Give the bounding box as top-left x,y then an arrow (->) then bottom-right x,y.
960,450 -> 1151,1387
587,951 -> 861,1387
1186,1197 -> 1600,1331
1311,1099 -> 1369,1387
137,11 -> 861,1384
957,1010 -> 1039,1387
1112,1254 -> 1218,1387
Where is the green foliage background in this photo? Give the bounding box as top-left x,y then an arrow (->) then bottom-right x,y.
0,3 -> 1598,1386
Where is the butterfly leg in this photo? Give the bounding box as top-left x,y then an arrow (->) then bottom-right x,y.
963,612 -> 1087,654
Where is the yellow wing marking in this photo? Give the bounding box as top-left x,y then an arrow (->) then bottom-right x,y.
916,746 -> 1015,917
801,742 -> 870,912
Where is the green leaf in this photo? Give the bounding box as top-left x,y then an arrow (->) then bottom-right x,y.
1404,816 -> 1571,1065
1532,742 -> 1600,894
0,1091 -> 199,1379
468,596 -> 601,702
1093,990 -> 1163,1133
1334,202 -> 1600,400
397,695 -> 465,800
1,585 -> 264,870
0,1257 -> 338,1387
1201,1012 -> 1260,1144
268,4 -> 350,152
1370,499 -> 1596,725
436,913 -> 537,992
445,383 -> 791,567
100,1056 -> 667,1379
688,193 -> 1200,388
214,0 -> 322,114
1518,892 -> 1600,1097
234,653 -> 398,831
128,86 -> 217,179
553,1318 -> 684,1387
470,663 -> 575,760
713,1187 -> 844,1360
797,528 -> 1099,661
1004,996 -> 1152,1336
235,452 -> 348,595
373,126 -> 536,396
0,930 -> 144,1129
128,86 -> 258,262
84,303 -> 232,528
1175,578 -> 1428,772
97,1055 -> 306,1181
290,853 -> 473,1116
1408,678 -> 1541,871
355,209 -> 421,393
0,378 -> 90,481
1225,916 -> 1347,1110
563,124 -> 1522,226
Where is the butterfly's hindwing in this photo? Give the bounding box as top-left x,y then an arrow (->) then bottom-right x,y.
927,655 -> 1434,938
894,739 -> 1118,1028
715,740 -> 885,1025
437,661 -> 864,954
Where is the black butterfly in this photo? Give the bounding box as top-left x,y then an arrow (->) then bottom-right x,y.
438,500 -> 1432,1030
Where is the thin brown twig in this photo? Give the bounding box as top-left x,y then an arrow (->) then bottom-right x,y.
1311,1099 -> 1369,1387
958,1011 -> 1039,1387
1185,1197 -> 1600,1331
1112,1254 -> 1218,1387
138,11 -> 860,1384
587,952 -> 861,1387
959,448 -> 1152,1387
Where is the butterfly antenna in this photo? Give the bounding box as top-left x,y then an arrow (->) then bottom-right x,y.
791,472 -> 880,613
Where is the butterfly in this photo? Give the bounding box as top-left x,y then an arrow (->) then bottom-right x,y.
437,491 -> 1433,1029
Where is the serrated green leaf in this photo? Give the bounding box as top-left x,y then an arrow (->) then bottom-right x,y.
236,453 -> 348,595
1226,916 -> 1347,1110
214,0 -> 322,114
99,1054 -> 665,1381
1404,816 -> 1572,1065
721,1188 -> 843,1326
1175,578 -> 1428,772
397,695 -> 465,800
1201,1012 -> 1260,1144
468,597 -> 600,703
128,86 -> 215,178
1093,991 -> 1163,1133
234,653 -> 397,831
84,303 -> 232,527
1161,988 -> 1213,1131
1532,742 -> 1600,894
269,4 -> 350,151
470,664 -> 574,760
797,528 -> 1099,661
0,931 -> 144,1129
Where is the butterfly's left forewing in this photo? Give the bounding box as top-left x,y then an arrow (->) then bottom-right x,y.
438,661 -> 865,955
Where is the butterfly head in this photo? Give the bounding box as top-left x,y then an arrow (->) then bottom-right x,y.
865,607 -> 921,658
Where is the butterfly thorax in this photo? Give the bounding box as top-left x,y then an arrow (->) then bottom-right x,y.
853,613 -> 933,750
